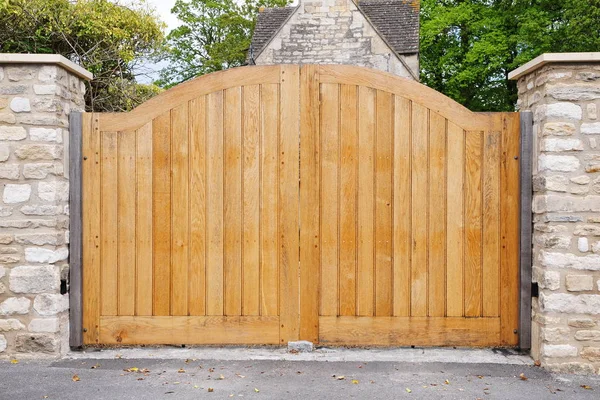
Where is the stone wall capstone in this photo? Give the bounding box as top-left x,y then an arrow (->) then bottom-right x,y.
0,55 -> 91,359
512,53 -> 600,375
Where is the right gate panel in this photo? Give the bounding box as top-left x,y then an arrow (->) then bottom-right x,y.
299,65 -> 521,347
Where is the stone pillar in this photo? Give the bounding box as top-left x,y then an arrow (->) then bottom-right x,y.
0,54 -> 92,358
510,53 -> 600,374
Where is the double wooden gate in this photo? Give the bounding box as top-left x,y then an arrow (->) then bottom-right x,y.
79,65 -> 521,347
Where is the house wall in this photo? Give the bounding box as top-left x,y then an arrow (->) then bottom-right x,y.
0,56 -> 89,359
513,55 -> 600,374
255,0 -> 419,80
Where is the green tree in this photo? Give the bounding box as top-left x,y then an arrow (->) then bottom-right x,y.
158,0 -> 290,88
0,0 -> 166,112
420,0 -> 600,112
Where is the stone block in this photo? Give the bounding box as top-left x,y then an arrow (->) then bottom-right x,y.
288,340 -> 314,353
536,195 -> 600,213
25,247 -> 68,264
574,225 -> 600,236
0,297 -> 31,315
23,163 -> 63,179
568,318 -> 597,328
29,128 -> 62,143
0,113 -> 16,124
15,233 -> 63,246
9,265 -> 60,294
0,143 -> 9,161
3,184 -> 31,204
578,238 -> 590,253
571,176 -> 591,185
33,293 -> 69,316
541,138 -> 584,152
542,122 -> 576,136
580,347 -> 600,362
542,344 -> 578,358
10,97 -> 30,113
15,144 -> 62,161
20,205 -> 63,216
546,103 -> 582,120
15,333 -> 58,354
566,275 -> 594,292
0,234 -> 13,244
0,164 -> 19,180
0,319 -> 25,332
582,123 -> 600,135
541,327 -> 570,343
33,85 -> 58,95
587,104 -> 597,120
575,330 -> 600,341
0,126 -> 26,141
541,293 -> 600,314
545,362 -> 596,375
38,181 -> 69,202
0,335 -> 5,352
547,85 -> 600,101
540,251 -> 600,271
536,269 -> 560,291
6,67 -> 36,81
29,318 -> 60,333
538,155 -> 580,172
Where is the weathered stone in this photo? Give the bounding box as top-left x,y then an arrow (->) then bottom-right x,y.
33,293 -> 68,316
593,242 -> 600,254
288,340 -> 314,353
0,85 -> 27,95
29,318 -> 60,333
575,330 -> 600,341
0,219 -> 57,229
542,344 -> 578,358
588,104 -> 598,120
0,335 -> 5,352
33,85 -> 58,95
574,225 -> 600,236
541,327 -> 570,343
586,163 -> 600,173
0,164 -> 20,180
0,113 -> 16,124
569,185 -> 590,195
38,181 -> 69,202
537,269 -> 560,291
16,114 -> 66,127
571,176 -> 591,185
9,265 -> 60,294
535,195 -> 600,213
0,247 -> 18,254
20,205 -> 63,216
542,122 -> 576,136
22,163 -> 63,179
32,98 -> 63,113
541,292 -> 600,315
3,184 -> 31,204
0,143 -> 9,161
10,97 -> 30,113
0,234 -> 13,244
0,297 -> 31,315
541,138 -> 584,152
0,126 -> 26,141
535,234 -> 570,249
545,362 -> 596,375
547,85 -> 600,101
578,237 -> 590,253
546,103 -> 582,120
15,333 -> 58,354
0,266 -> 4,278
594,177 -> 600,193
538,155 -> 580,172
15,144 -> 62,160
580,347 -> 600,362
0,255 -> 19,263
581,123 -> 600,135
568,318 -> 597,328
38,66 -> 58,82
6,67 -> 36,81
0,319 -> 25,332
540,175 -> 568,192
540,251 -> 600,271
24,247 -> 68,264
29,128 -> 61,143
566,275 -> 594,292
15,233 -> 63,246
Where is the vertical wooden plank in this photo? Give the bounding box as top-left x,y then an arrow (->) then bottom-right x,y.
82,113 -> 101,344
136,123 -> 153,316
465,131 -> 483,317
69,112 -> 84,348
299,65 -> 320,342
375,90 -> 393,317
428,112 -> 447,317
224,87 -> 242,317
242,85 -> 261,316
207,91 -> 225,316
171,104 -> 189,316
393,97 -> 411,317
260,84 -> 279,317
446,122 -> 465,317
320,83 -> 339,317
357,86 -> 375,317
152,112 -> 171,316
189,97 -> 207,316
501,113 -> 521,346
279,65 -> 300,343
117,131 -> 136,316
339,84 -> 358,317
411,103 -> 428,317
100,131 -> 118,316
483,119 -> 501,318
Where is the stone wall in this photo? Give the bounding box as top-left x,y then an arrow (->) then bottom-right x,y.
255,0 -> 419,79
0,56 -> 90,359
513,55 -> 600,374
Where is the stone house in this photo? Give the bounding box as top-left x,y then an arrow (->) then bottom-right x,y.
247,0 -> 420,80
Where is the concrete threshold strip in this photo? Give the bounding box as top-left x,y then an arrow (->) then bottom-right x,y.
67,346 -> 533,365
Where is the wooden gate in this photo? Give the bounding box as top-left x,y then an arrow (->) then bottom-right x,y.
79,65 -> 520,347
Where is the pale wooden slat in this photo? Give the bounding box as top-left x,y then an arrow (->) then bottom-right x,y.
152,112 -> 172,316
428,112 -> 447,317
500,113 -> 521,346
319,83 -> 340,317
117,131 -> 136,316
100,131 -> 118,317
299,65 -> 320,342
319,316 -> 501,347
206,91 -> 225,316
483,123 -> 501,317
393,97 -> 411,317
100,316 -> 280,345
279,65 -> 301,343
410,103 -> 428,317
224,87 -> 242,316
446,122 -> 465,317
375,90 -> 393,317
189,97 -> 207,316
82,113 -> 101,344
260,84 -> 279,317
465,131 -> 483,317
135,123 -> 153,316
242,85 -> 261,316
339,84 -> 358,317
171,104 -> 190,316
357,86 -> 375,317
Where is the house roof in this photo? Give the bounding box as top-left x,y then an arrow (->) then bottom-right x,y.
248,0 -> 420,63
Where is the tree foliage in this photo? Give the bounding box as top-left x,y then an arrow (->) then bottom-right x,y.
0,0 -> 165,112
158,0 -> 290,88
421,0 -> 600,112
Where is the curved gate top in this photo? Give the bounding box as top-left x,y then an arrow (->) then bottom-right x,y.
80,65 -> 521,348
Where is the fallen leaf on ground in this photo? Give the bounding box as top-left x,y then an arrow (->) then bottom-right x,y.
352,380 -> 359,384
336,376 -> 345,380
137,378 -> 144,381
208,368 -> 215,373
477,376 -> 484,379
178,368 -> 185,373
236,374 -> 246,378
208,388 -> 214,392
91,364 -> 100,369
115,354 -> 122,359
124,368 -> 139,373
193,385 -> 199,389
445,379 -> 450,385
254,388 -> 260,392
72,375 -> 80,382
519,373 -> 528,381
534,360 -> 541,367
581,385 -> 592,390
218,374 -> 225,380
406,388 -> 412,393
10,359 -> 18,364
